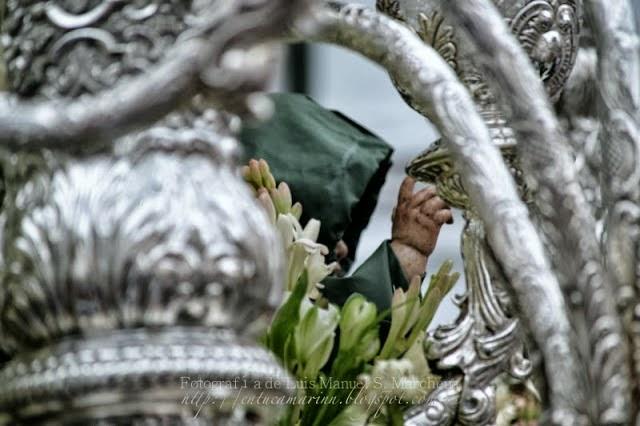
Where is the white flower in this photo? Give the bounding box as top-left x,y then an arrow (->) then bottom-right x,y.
306,251 -> 335,290
276,213 -> 299,249
276,213 -> 333,292
301,218 -> 321,242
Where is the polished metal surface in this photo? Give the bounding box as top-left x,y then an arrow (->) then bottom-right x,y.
295,3 -> 585,424
441,1 -> 633,423
584,1 -> 640,421
0,0 -> 301,424
377,0 -> 636,424
0,0 -> 298,150
0,0 -> 638,424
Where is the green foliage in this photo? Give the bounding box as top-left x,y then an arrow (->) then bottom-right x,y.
266,272 -> 309,367
263,265 -> 459,426
379,261 -> 460,360
249,158 -> 461,425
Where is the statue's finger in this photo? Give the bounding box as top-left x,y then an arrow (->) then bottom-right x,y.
409,186 -> 437,208
398,176 -> 416,205
433,209 -> 454,225
421,196 -> 448,214
415,213 -> 436,229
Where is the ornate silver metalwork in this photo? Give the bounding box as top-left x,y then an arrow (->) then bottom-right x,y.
374,0 -> 640,422
426,215 -> 532,425
0,0 -> 297,150
0,0 -> 302,423
294,4 -> 585,424
403,376 -> 462,426
314,0 -> 640,423
440,1 -> 632,423
584,0 -> 640,420
404,142 -> 538,426
376,0 -> 596,423
556,46 -> 602,224
0,0 -> 637,424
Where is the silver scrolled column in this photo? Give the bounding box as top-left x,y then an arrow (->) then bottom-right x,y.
441,0 -> 633,423
584,0 -> 640,420
292,4 -> 587,423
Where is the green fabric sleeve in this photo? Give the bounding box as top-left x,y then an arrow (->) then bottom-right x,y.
320,240 -> 409,313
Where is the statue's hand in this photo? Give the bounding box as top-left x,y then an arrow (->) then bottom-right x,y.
391,176 -> 452,259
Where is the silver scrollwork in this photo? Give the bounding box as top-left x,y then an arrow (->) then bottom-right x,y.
295,3 -> 586,423
440,0 -> 632,422
0,1 -> 302,423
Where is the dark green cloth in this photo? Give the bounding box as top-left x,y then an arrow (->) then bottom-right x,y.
239,93 -> 408,313
240,93 -> 393,268
322,240 -> 409,313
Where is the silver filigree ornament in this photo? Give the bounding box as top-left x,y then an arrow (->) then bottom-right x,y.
377,0 -> 583,423
582,0 -> 640,420
0,0 -> 303,424
295,3 -> 584,425
377,0 -> 639,423
404,142 -> 535,426
440,0 -> 637,423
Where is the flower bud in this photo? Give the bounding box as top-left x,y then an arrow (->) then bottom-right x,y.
339,294 -> 378,353
291,202 -> 303,220
248,159 -> 262,188
257,190 -> 276,224
270,183 -> 292,215
359,328 -> 381,362
379,280 -> 421,359
294,300 -> 339,379
401,278 -> 422,336
259,159 -> 276,189
277,182 -> 293,213
241,165 -> 251,182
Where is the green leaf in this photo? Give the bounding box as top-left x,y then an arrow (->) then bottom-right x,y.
388,404 -> 405,426
283,333 -> 298,374
266,271 -> 309,361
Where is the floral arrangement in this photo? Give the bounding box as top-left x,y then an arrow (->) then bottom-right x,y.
242,159 -> 460,425
242,159 -> 540,425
